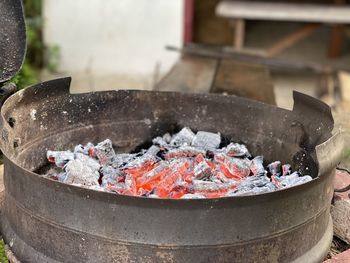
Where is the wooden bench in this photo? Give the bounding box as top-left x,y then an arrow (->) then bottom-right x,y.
216,1 -> 350,58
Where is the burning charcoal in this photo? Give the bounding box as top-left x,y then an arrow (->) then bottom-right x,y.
124,173 -> 137,195
124,154 -> 158,169
163,133 -> 172,143
147,194 -> 160,198
267,161 -> 281,176
135,162 -> 169,193
107,183 -> 128,194
44,128 -> 314,199
282,164 -> 291,176
227,184 -> 276,196
221,142 -> 251,157
221,157 -> 251,179
264,182 -> 278,192
212,170 -> 231,183
43,167 -> 65,181
74,153 -> 101,171
101,166 -> 121,187
241,175 -> 270,188
112,153 -> 136,168
73,144 -> 86,155
64,159 -> 100,187
93,139 -> 115,165
170,127 -> 195,146
277,172 -> 312,188
250,156 -> 265,176
227,175 -> 275,196
145,145 -> 160,157
74,142 -> 94,156
153,163 -> 187,198
164,146 -> 206,160
152,136 -> 168,148
194,160 -> 212,180
191,180 -> 237,192
47,150 -> 75,168
152,133 -> 173,149
191,131 -> 221,150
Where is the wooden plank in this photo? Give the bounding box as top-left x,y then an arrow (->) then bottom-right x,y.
216,1 -> 350,24
230,19 -> 245,49
223,46 -> 266,57
167,45 -> 329,74
212,59 -> 276,105
266,24 -> 320,57
154,55 -> 218,93
193,0 -> 233,45
328,25 -> 345,58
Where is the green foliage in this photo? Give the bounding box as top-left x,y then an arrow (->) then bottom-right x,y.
0,239 -> 8,263
343,148 -> 350,158
46,45 -> 60,73
23,0 -> 42,17
10,61 -> 38,88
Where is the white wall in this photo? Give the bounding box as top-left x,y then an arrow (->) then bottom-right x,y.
43,0 -> 184,91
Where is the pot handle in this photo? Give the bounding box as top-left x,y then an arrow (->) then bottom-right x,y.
316,130 -> 344,176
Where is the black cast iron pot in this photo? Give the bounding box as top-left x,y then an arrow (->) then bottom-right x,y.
0,1 -> 343,262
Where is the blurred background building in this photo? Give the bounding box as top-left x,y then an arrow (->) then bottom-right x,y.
17,0 -> 350,109
43,0 -> 184,91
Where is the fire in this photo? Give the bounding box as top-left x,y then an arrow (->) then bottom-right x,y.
44,127 -> 313,199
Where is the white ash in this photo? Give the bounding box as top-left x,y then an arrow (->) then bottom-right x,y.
274,172 -> 312,188
221,142 -> 251,157
170,127 -> 195,146
100,166 -> 121,187
191,180 -> 237,192
181,193 -> 206,199
64,159 -> 100,187
268,161 -> 282,176
194,160 -> 212,180
47,151 -> 74,168
111,153 -> 137,168
165,146 -> 206,159
191,131 -> 221,150
93,139 -> 115,165
250,156 -> 266,176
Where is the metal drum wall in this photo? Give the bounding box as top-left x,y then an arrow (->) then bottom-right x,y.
0,78 -> 343,262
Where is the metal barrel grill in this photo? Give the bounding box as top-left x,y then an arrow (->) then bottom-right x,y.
0,1 -> 344,262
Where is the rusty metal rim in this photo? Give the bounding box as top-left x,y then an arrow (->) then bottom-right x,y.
4,187 -> 331,247
292,216 -> 333,263
1,211 -> 333,262
1,217 -> 58,263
